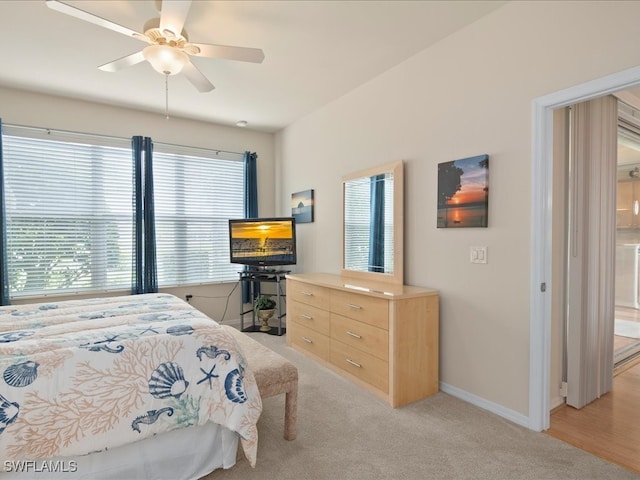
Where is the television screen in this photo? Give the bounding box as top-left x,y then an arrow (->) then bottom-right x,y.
229,217 -> 297,267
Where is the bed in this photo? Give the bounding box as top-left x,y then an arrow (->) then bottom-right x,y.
0,293 -> 262,479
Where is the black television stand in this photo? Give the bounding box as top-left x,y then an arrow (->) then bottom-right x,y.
238,269 -> 290,336
247,267 -> 288,279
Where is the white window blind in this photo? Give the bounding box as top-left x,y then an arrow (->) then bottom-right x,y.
344,174 -> 394,272
3,127 -> 134,297
152,145 -> 244,285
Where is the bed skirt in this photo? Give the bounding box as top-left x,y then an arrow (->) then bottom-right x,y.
2,422 -> 238,480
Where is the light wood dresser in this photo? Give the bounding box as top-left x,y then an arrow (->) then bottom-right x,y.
286,272 -> 439,407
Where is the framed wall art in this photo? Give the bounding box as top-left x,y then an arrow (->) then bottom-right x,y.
437,154 -> 489,228
291,189 -> 314,223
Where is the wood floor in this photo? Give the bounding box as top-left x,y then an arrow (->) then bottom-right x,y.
547,357 -> 640,474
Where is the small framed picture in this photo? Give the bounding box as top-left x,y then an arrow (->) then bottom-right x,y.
437,154 -> 489,228
291,189 -> 314,223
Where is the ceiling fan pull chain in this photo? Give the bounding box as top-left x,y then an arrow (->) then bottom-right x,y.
165,73 -> 170,120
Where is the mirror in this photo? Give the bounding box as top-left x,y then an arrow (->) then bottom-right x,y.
342,160 -> 403,285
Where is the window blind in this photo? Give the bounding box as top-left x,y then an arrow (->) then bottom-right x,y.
344,175 -> 394,272
3,126 -> 245,297
152,146 -> 244,285
3,127 -> 133,297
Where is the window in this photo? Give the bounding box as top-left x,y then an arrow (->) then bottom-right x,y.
3,127 -> 245,298
3,127 -> 133,297
152,144 -> 244,285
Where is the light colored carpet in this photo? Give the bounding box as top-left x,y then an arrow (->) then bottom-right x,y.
615,319 -> 640,339
205,331 -> 639,480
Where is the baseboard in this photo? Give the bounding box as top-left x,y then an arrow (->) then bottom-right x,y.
439,381 -> 530,429
550,395 -> 565,411
550,401 -> 566,414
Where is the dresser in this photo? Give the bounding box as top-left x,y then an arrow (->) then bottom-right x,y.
286,272 -> 439,407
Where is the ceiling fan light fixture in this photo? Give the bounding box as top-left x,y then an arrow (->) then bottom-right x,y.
143,44 -> 188,75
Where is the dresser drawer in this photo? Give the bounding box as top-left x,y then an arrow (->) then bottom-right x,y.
289,301 -> 330,336
288,321 -> 330,361
330,339 -> 389,393
330,313 -> 388,362
287,279 -> 331,310
330,290 -> 389,329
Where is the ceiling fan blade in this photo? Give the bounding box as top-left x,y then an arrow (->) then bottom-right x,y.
98,51 -> 146,72
45,0 -> 143,39
159,0 -> 192,38
182,61 -> 215,93
191,43 -> 265,64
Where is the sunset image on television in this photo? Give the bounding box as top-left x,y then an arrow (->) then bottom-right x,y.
230,219 -> 296,264
437,154 -> 489,228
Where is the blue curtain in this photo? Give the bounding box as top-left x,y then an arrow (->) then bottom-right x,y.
244,152 -> 258,219
143,137 -> 157,293
131,136 -> 158,294
369,174 -> 385,273
0,119 -> 9,305
242,151 -> 258,303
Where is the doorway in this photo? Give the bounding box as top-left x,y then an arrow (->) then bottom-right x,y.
545,89 -> 640,472
529,65 -> 640,432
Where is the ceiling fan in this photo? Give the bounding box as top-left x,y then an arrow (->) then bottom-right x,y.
45,0 -> 265,93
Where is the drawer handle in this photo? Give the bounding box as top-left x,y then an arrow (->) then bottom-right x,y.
346,359 -> 361,368
301,291 -> 313,296
302,337 -> 313,344
346,331 -> 362,339
301,314 -> 313,320
346,303 -> 362,310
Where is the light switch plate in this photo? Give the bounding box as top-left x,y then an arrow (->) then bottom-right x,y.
470,246 -> 488,264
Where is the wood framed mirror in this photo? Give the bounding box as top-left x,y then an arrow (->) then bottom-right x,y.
341,160 -> 404,285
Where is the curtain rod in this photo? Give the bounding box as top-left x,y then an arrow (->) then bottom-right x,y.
154,139 -> 243,157
4,123 -> 245,157
5,123 -> 128,143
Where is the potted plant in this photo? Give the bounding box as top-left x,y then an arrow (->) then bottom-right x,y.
254,294 -> 276,332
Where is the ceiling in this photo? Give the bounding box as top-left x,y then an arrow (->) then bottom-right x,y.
0,1 -> 506,133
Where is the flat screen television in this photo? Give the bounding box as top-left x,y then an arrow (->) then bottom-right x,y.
228,217 -> 297,268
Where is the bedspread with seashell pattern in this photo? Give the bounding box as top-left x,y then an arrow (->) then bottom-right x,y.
0,293 -> 262,467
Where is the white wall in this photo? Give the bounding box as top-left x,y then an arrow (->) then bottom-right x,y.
0,86 -> 275,323
276,0 -> 640,420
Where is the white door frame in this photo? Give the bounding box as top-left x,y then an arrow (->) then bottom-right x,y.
530,65 -> 640,431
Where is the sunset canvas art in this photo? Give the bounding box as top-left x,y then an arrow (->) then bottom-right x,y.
437,154 -> 489,228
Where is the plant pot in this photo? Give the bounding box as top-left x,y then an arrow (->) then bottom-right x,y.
257,308 -> 275,332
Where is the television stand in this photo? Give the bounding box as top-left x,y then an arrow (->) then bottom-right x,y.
247,267 -> 288,279
239,269 -> 290,336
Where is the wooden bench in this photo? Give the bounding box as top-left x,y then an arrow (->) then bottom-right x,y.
221,325 -> 298,440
